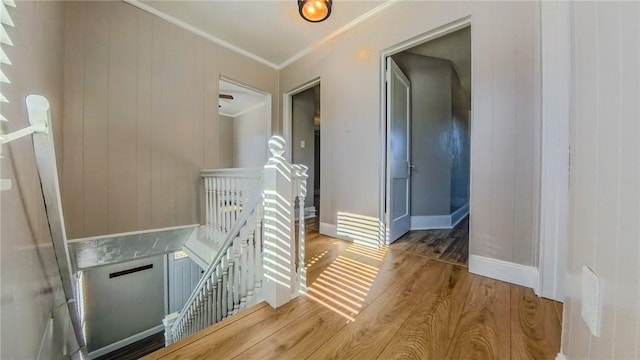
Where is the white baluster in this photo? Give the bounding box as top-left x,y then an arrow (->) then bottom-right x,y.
297,165 -> 308,292
233,234 -> 242,312
210,177 -> 216,236
216,269 -> 223,322
232,178 -> 238,226
216,177 -> 222,232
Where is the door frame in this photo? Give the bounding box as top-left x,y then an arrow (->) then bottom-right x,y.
538,1 -> 570,302
282,77 -> 321,162
219,76 -> 273,164
282,78 -> 322,221
378,17 -> 472,244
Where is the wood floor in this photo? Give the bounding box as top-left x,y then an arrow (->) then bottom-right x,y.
143,218 -> 561,360
393,216 -> 470,266
96,331 -> 164,360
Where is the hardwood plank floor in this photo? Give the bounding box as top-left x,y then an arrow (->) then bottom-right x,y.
144,218 -> 561,360
392,216 -> 470,266
95,331 -> 164,360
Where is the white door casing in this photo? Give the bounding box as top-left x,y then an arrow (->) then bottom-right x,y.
386,57 -> 412,243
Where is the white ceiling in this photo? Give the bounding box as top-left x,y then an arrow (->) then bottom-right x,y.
219,79 -> 267,117
132,0 -> 391,68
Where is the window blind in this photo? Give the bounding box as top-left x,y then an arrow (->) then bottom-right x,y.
0,0 -> 15,122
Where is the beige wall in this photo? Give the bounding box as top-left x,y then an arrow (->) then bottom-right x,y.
62,1 -> 279,238
233,104 -> 269,168
279,1 -> 541,265
562,2 -> 640,359
0,1 -> 78,358
218,114 -> 234,168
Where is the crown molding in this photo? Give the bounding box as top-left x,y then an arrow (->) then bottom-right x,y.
277,0 -> 401,69
123,0 -> 399,71
123,0 -> 280,69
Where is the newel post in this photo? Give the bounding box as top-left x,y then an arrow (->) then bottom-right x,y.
262,136 -> 297,308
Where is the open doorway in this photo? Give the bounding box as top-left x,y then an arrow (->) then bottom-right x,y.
217,77 -> 271,168
290,83 -> 321,222
384,25 -> 471,267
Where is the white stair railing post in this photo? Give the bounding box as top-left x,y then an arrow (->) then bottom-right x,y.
294,164 -> 308,292
262,136 -> 296,308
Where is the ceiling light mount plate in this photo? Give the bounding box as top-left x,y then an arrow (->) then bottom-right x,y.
298,0 -> 332,23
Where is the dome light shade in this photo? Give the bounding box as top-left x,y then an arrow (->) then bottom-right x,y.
298,0 -> 332,23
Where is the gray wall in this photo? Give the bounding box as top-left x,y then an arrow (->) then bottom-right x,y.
292,86 -> 317,208
562,2 -> 640,358
82,256 -> 165,352
233,104 -> 268,168
393,53 -> 453,217
218,114 -> 234,168
450,70 -> 471,212
280,2 -> 541,266
0,1 -> 79,358
62,1 -> 279,238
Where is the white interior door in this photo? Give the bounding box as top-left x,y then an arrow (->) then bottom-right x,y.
167,252 -> 203,314
386,57 -> 412,243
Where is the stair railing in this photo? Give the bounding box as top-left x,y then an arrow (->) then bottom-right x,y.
201,168 -> 263,243
166,181 -> 264,344
166,136 -> 309,345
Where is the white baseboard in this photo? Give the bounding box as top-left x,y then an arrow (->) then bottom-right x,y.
295,206 -> 316,220
556,353 -> 568,360
450,203 -> 469,227
411,215 -> 451,230
319,222 -> 338,238
469,255 -> 539,290
410,203 -> 469,230
88,324 -> 164,359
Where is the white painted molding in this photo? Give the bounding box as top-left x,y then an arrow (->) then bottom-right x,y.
278,0 -> 401,69
67,224 -> 199,243
411,215 -> 451,230
410,203 -> 469,230
295,206 -> 317,221
469,255 -> 539,290
538,0 -> 570,303
123,0 -> 279,69
124,0 -> 401,71
220,101 -> 266,119
319,222 -> 338,238
88,324 -> 164,359
451,203 -> 469,228
555,353 -> 568,360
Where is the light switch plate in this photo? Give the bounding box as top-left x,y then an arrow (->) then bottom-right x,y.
581,265 -> 601,337
300,140 -> 305,148
0,179 -> 11,191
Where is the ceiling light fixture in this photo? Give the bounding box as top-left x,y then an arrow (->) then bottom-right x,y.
298,0 -> 332,23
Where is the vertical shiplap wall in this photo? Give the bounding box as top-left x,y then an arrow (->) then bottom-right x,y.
0,1 -> 75,358
62,2 -> 278,238
562,2 -> 640,359
279,1 -> 541,265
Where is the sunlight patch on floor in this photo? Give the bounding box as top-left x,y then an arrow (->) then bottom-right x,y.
304,244 -> 388,322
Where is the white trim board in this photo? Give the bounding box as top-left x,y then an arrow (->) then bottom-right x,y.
295,206 -> 317,221
556,353 -> 568,360
410,204 -> 469,230
88,324 -> 164,359
538,1 -> 570,303
124,0 -> 400,70
469,255 -> 539,291
319,222 -> 338,239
